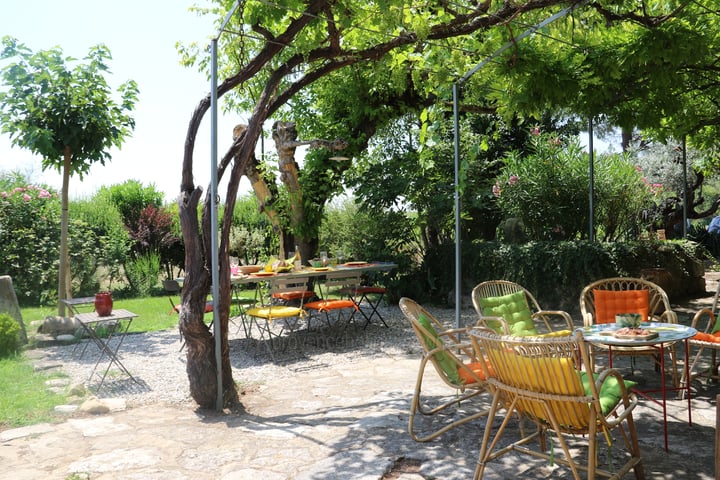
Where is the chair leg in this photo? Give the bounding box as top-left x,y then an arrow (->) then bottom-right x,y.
356,291 -> 388,328
409,356 -> 488,442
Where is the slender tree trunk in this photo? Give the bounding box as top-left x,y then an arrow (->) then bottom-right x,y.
57,147 -> 72,316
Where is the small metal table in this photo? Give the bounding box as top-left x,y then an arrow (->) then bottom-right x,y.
582,322 -> 696,452
74,309 -> 139,388
60,297 -> 96,316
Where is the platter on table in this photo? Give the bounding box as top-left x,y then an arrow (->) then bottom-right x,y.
343,261 -> 368,266
252,271 -> 276,277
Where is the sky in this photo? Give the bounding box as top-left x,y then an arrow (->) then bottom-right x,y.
0,0 -> 250,201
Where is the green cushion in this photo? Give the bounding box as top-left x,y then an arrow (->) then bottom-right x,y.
417,312 -> 462,385
478,290 -> 538,336
580,372 -> 637,415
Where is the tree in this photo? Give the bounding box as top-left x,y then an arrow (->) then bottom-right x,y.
0,37 -> 138,315
177,0 -> 631,409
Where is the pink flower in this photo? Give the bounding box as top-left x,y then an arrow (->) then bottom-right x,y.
0,192 -> 6,198
38,189 -> 51,199
531,126 -> 540,136
492,182 -> 502,197
22,193 -> 31,202
508,175 -> 519,185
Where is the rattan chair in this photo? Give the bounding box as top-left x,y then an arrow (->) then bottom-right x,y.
399,297 -> 491,442
472,280 -> 574,336
470,328 -> 644,480
579,277 -> 679,387
683,306 -> 720,389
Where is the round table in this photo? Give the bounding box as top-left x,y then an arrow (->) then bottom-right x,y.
581,322 -> 697,452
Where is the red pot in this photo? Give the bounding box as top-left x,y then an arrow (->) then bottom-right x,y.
94,292 -> 113,316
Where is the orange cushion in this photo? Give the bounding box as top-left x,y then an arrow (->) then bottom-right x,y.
593,289 -> 649,324
693,332 -> 720,343
304,299 -> 357,312
458,361 -> 494,384
172,302 -> 214,314
355,286 -> 386,294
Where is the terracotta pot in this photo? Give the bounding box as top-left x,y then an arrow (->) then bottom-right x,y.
94,291 -> 113,316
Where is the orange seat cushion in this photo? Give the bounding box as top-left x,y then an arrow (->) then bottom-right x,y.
172,302 -> 214,314
355,286 -> 386,294
593,289 -> 649,324
305,299 -> 357,312
458,361 -> 494,384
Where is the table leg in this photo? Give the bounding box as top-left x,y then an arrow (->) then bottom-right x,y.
81,318 -> 137,388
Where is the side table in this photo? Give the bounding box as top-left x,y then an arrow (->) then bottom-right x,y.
74,309 -> 139,388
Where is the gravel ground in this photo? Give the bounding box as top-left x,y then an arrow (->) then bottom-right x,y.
33,304 -> 481,407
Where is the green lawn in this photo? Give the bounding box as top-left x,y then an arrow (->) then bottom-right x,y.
3,292 -> 246,430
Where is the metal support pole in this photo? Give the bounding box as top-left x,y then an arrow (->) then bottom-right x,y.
588,117 -> 595,242
210,38 -> 222,412
682,136 -> 688,238
208,1 -> 241,412
452,83 -> 462,329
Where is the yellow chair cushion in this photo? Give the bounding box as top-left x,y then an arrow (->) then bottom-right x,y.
593,289 -> 649,325
246,306 -> 304,319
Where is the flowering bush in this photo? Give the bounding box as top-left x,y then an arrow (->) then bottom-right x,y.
494,131 -> 654,241
0,183 -> 106,305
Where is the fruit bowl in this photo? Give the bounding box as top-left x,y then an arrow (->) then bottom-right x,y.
238,265 -> 263,274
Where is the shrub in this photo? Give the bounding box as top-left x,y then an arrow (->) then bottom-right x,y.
494,132 -> 654,242
0,313 -> 21,358
0,180 -> 113,304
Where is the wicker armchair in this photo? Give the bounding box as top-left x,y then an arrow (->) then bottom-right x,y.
399,297 -> 491,442
472,280 -> 574,336
579,277 -> 679,387
683,306 -> 720,389
469,328 -> 644,480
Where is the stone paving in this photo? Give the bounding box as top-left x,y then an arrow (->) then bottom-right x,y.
1,290 -> 719,479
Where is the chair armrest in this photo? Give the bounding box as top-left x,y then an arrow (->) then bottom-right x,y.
532,310 -> 574,332
659,310 -> 679,324
476,315 -> 509,334
690,307 -> 717,333
594,368 -> 639,427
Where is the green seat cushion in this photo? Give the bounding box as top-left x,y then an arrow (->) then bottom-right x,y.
478,290 -> 538,336
417,312 -> 462,385
580,372 -> 637,415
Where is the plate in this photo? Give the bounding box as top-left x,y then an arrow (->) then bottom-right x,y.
613,330 -> 659,340
344,261 -> 368,266
252,271 -> 276,277
312,267 -> 331,272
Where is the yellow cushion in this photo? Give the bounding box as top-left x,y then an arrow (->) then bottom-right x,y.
246,306 -> 304,319
536,329 -> 573,338
593,289 -> 649,325
497,352 -> 588,427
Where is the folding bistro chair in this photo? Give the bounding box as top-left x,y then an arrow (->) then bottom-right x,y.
399,297 -> 491,442
472,280 -> 574,336
164,279 -> 213,315
470,328 -> 644,480
579,276 -> 680,387
245,276 -> 309,358
304,271 -> 360,330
